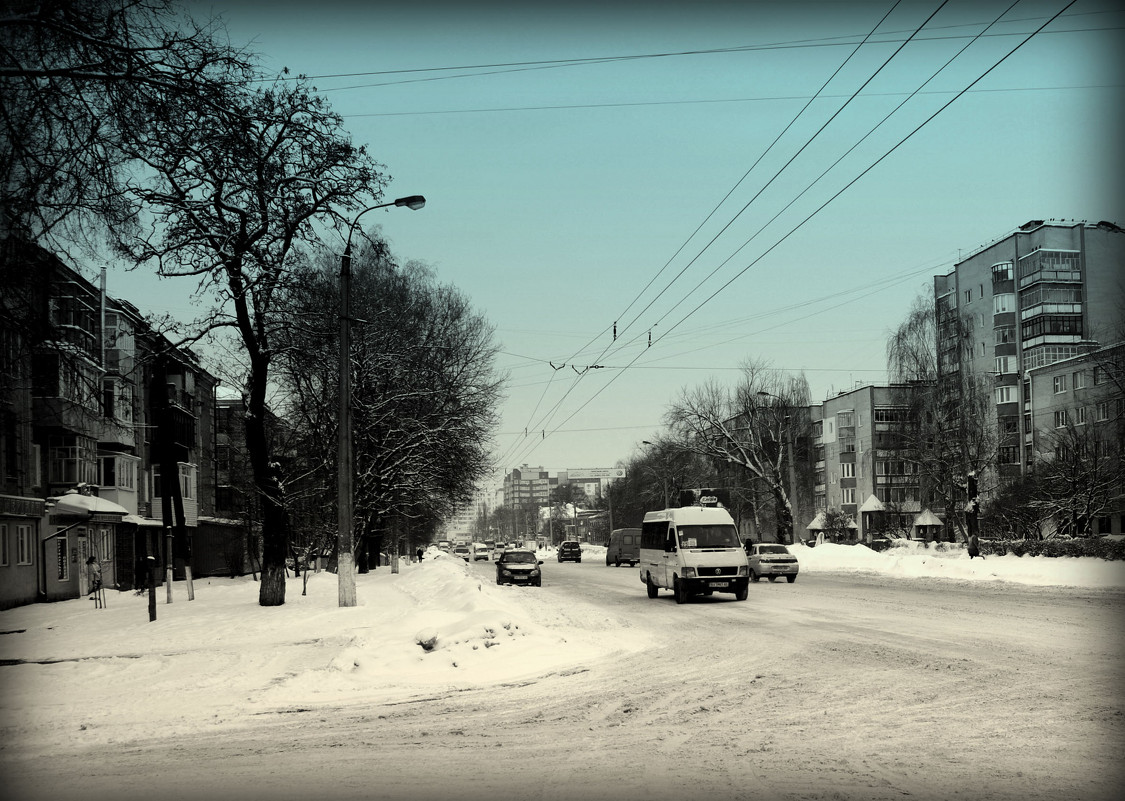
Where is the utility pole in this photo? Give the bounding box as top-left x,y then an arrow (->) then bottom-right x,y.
337,195 -> 425,607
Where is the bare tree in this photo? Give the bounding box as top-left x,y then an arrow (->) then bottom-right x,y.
1,0 -> 248,246
1030,412 -> 1124,537
271,240 -> 503,569
664,361 -> 810,542
115,75 -> 388,606
886,289 -> 997,541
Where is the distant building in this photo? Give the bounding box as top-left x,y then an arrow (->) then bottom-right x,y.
810,384 -> 922,542
934,220 -> 1125,483
1026,342 -> 1124,535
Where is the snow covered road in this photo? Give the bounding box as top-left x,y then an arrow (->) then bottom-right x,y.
2,548 -> 1123,800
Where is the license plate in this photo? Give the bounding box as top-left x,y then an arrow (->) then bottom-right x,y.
708,581 -> 729,588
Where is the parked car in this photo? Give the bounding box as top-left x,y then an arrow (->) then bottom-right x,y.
557,541 -> 582,563
605,527 -> 641,567
453,544 -> 472,561
746,542 -> 799,583
495,550 -> 543,586
472,543 -> 490,561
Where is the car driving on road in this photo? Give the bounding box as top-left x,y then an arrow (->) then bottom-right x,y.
495,550 -> 543,586
747,542 -> 799,583
453,544 -> 472,561
557,541 -> 582,563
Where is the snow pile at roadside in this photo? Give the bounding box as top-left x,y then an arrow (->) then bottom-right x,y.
791,541 -> 1125,588
0,550 -> 650,749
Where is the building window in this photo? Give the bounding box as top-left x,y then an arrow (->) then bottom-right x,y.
992,261 -> 1013,281
841,463 -> 855,479
1075,406 -> 1087,426
17,525 -> 33,565
0,523 -> 8,566
996,386 -> 1016,404
841,488 -> 856,505
1093,366 -> 1107,385
1096,401 -> 1109,421
99,455 -> 136,490
964,289 -> 972,304
1053,375 -> 1068,394
1054,410 -> 1069,428
57,533 -> 68,581
814,470 -> 825,486
48,434 -> 97,486
998,446 -> 1020,464
1072,371 -> 1085,390
993,293 -> 1015,314
179,463 -> 196,501
995,325 -> 1015,344
1095,440 -> 1111,459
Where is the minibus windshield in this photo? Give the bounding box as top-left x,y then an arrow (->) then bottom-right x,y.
677,525 -> 739,549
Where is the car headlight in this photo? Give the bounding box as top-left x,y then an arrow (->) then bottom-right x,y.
530,568 -> 540,576
501,569 -> 512,576
681,567 -> 696,578
737,566 -> 749,577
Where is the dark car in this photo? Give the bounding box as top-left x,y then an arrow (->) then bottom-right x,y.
495,550 -> 543,587
557,541 -> 582,563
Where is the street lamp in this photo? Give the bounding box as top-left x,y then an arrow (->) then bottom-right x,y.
338,195 -> 426,607
757,391 -> 800,543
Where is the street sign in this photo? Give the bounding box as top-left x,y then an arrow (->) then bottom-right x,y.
567,468 -> 626,480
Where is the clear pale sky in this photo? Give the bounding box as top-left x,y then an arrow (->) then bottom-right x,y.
104,0 -> 1124,490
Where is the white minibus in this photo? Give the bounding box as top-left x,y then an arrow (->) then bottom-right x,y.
638,505 -> 749,603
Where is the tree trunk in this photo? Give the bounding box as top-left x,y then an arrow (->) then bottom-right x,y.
244,355 -> 288,607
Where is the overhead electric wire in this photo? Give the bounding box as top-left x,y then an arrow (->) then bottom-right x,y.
504,0 -> 1077,468
615,0 -> 1020,360
274,9 -> 1115,90
494,1 -> 910,469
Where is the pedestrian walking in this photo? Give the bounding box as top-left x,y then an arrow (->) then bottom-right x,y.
86,556 -> 106,608
967,533 -> 983,560
416,547 -> 424,563
86,556 -> 102,592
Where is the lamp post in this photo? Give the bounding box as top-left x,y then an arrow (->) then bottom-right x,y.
757,391 -> 800,544
338,195 -> 425,608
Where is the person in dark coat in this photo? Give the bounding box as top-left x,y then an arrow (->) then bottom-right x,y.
967,533 -> 983,560
416,547 -> 424,563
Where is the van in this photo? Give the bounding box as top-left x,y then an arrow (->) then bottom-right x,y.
605,527 -> 641,567
638,505 -> 749,603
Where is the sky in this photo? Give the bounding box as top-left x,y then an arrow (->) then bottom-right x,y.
2,540 -> 1124,756
99,0 -> 1125,492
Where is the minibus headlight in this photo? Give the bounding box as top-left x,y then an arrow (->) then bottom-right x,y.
738,565 -> 749,577
681,567 -> 697,578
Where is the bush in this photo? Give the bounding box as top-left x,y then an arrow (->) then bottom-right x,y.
984,537 -> 1125,561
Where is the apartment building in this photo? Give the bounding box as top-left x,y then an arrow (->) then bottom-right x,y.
1,239 -> 225,609
501,464 -> 559,508
934,220 -> 1125,483
1026,343 -> 1124,535
810,384 -> 923,541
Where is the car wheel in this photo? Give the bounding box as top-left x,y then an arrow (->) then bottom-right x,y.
646,574 -> 658,598
787,575 -> 797,583
750,570 -> 760,582
496,577 -> 502,585
534,579 -> 541,587
674,577 -> 689,605
605,556 -> 611,566
614,558 -> 621,567
735,584 -> 749,601
576,559 -> 581,563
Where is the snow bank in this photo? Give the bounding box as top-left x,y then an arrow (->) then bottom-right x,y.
791,540 -> 1125,588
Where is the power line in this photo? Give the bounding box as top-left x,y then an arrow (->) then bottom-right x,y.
344,82 -> 1122,118
499,0 -> 1076,470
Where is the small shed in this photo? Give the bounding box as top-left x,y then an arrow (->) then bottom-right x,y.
912,508 -> 944,542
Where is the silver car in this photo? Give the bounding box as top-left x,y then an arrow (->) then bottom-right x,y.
747,543 -> 799,583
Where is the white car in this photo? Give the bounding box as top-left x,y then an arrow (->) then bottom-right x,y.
746,543 -> 799,583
